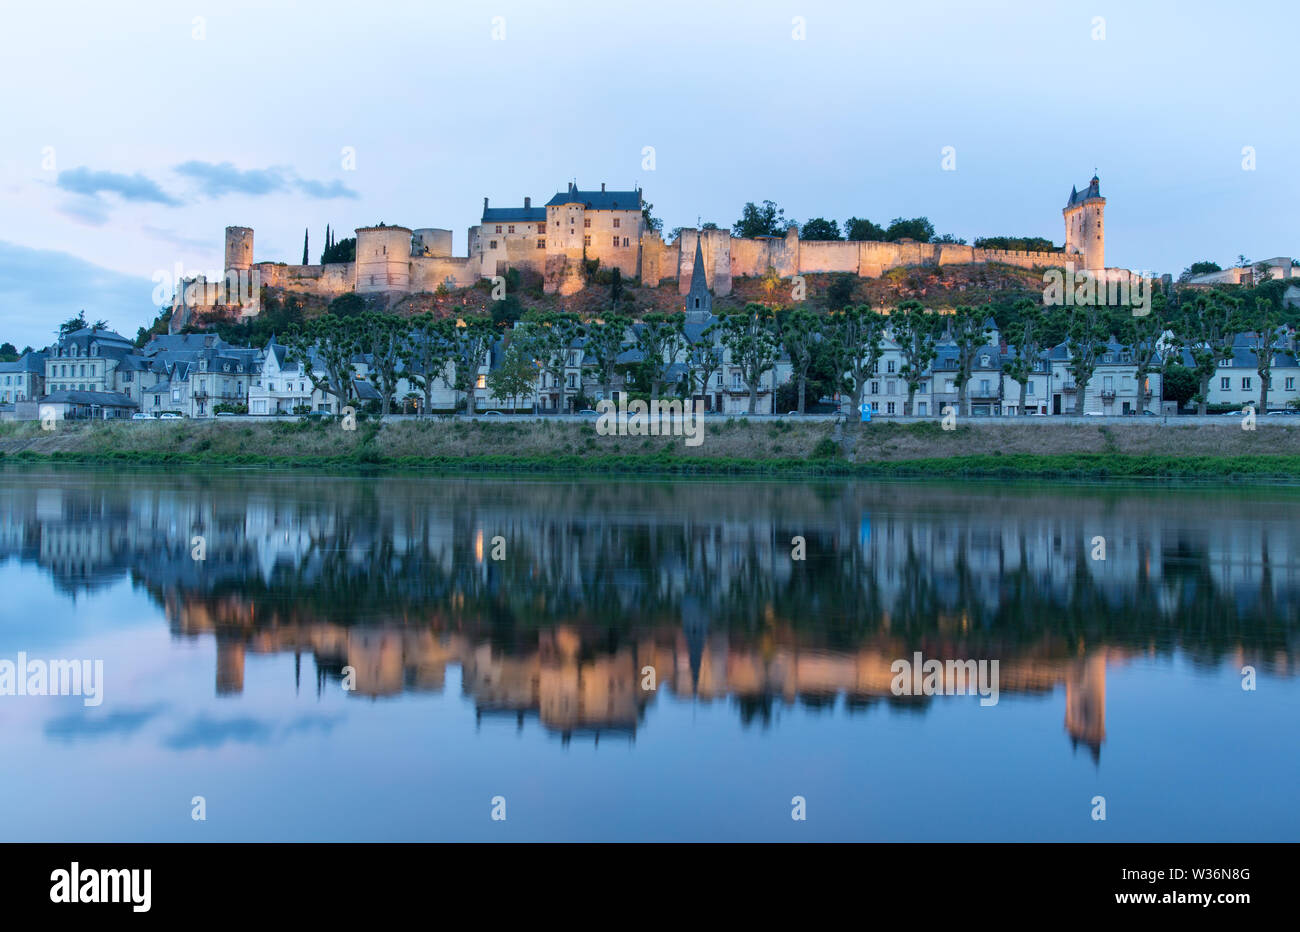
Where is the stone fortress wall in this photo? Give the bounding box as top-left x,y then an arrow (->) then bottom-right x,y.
189,175 -> 1107,311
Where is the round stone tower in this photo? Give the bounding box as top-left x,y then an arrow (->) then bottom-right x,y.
225,226 -> 254,271
1062,175 -> 1105,271
354,225 -> 413,293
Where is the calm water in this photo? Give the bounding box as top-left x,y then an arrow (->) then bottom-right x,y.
0,467 -> 1296,841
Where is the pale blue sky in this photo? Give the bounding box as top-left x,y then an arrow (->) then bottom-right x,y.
1,0 -> 1294,349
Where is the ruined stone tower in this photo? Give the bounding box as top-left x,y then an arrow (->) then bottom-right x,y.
225,226 -> 253,272
1063,174 -> 1104,271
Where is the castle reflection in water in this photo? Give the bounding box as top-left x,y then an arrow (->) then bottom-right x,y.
2,470 -> 1297,759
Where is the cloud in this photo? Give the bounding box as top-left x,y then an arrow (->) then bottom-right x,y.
0,241 -> 156,349
44,703 -> 169,742
174,160 -> 357,200
56,167 -> 181,206
57,196 -> 111,227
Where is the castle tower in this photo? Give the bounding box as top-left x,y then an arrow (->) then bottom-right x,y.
354,225 -> 413,293
225,226 -> 254,272
686,236 -> 712,321
1062,174 -> 1105,270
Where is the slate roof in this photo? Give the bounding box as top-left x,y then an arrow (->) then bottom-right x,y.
545,184 -> 642,211
1065,175 -> 1102,208
482,206 -> 546,223
40,390 -> 137,407
0,352 -> 46,374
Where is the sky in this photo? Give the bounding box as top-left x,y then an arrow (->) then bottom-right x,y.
1,0 -> 1296,350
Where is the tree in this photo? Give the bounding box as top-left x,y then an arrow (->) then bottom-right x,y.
0,342 -> 17,361
635,313 -> 687,399
641,203 -> 663,235
845,217 -> 886,241
974,236 -> 1057,252
356,313 -> 403,417
933,233 -> 966,244
825,274 -> 855,310
583,315 -> 631,403
1162,364 -> 1198,408
885,217 -> 935,243
825,305 -> 886,416
302,228 -> 309,266
610,267 -> 624,303
1234,290 -> 1285,412
1178,260 -> 1221,282
519,311 -> 582,412
1000,298 -> 1045,415
450,316 -> 497,416
685,321 -> 723,405
800,218 -> 841,241
719,304 -> 781,414
403,313 -> 452,417
1059,303 -> 1111,415
487,339 -> 537,413
1119,285 -> 1168,413
949,306 -> 992,416
891,300 -> 941,416
287,315 -> 359,410
322,236 -> 356,264
1176,291 -> 1236,415
775,308 -> 819,414
329,292 -> 367,318
734,200 -> 790,238
58,311 -> 89,338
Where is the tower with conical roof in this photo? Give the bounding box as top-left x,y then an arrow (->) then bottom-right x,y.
1063,173 -> 1105,270
686,235 -> 712,323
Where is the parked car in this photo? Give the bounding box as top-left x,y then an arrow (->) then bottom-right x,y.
158,413 -> 183,420
577,409 -> 599,416
483,411 -> 503,417
215,412 -> 238,418
785,410 -> 799,416
1084,411 -> 1104,417
131,413 -> 156,420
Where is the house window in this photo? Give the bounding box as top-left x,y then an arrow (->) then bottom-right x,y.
1026,381 -> 1034,395
1242,377 -> 1252,390
887,360 -> 896,374
1221,377 -> 1231,390
1288,377 -> 1295,391
870,381 -> 879,394
980,355 -> 989,366
886,380 -> 896,395
732,372 -> 741,389
476,374 -> 486,389
715,374 -> 722,387
886,402 -> 895,415
980,379 -> 990,394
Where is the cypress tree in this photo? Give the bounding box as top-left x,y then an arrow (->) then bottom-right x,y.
302,228 -> 309,265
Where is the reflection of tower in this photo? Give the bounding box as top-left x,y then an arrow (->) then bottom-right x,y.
215,637 -> 245,696
681,596 -> 709,694
1065,651 -> 1107,762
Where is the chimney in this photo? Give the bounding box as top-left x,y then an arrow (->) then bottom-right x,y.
483,197 -> 488,211
601,182 -> 606,192
524,197 -> 530,208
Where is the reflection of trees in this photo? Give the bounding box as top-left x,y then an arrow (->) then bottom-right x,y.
0,470 -> 1297,669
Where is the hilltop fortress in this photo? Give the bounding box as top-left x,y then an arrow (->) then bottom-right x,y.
188,175 -> 1110,318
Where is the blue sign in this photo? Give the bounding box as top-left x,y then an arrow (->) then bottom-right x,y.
858,403 -> 872,423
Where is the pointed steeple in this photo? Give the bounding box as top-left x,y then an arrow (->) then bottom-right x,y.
692,235 -> 706,285
685,234 -> 713,321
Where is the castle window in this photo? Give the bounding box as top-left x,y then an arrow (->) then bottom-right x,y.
613,218 -> 620,228
537,224 -> 545,234
694,298 -> 700,308
536,239 -> 545,249
583,235 -> 591,247
612,237 -> 619,247
623,237 -> 629,247
507,225 -> 515,234
495,225 -> 502,234
489,241 -> 497,250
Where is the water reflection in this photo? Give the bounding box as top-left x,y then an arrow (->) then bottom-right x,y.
1,469 -> 1297,764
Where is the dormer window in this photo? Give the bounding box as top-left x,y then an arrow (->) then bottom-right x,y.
980,355 -> 990,366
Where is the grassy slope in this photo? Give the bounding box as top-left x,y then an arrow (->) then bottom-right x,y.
3,418 -> 1300,480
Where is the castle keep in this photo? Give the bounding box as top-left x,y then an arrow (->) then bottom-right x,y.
202,176 -> 1109,313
